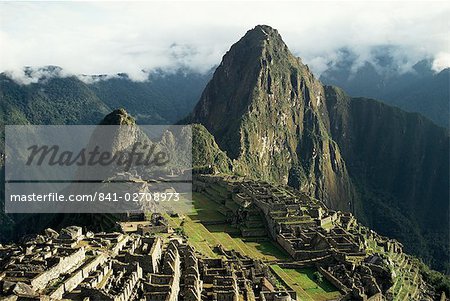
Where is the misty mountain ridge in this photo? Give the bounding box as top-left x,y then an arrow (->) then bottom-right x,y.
3,44 -> 445,85
3,41 -> 447,128
0,66 -> 212,127
320,47 -> 449,127
3,64 -> 214,85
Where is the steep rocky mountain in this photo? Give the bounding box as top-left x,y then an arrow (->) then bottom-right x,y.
186,25 -> 449,273
325,86 -> 449,271
320,50 -> 449,128
191,123 -> 232,173
186,25 -> 355,211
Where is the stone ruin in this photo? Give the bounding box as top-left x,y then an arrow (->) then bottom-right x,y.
0,226 -> 298,301
118,213 -> 169,236
0,174 -> 445,301
193,174 -> 442,300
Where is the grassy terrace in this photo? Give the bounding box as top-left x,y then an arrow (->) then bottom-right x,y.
166,192 -> 288,261
165,187 -> 341,300
271,265 -> 342,301
188,192 -> 229,223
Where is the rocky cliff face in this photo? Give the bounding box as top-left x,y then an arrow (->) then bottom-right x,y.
325,86 -> 449,270
191,124 -> 232,173
187,25 -> 449,272
187,25 -> 355,211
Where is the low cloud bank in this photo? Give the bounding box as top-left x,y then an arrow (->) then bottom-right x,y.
1,2 -> 448,84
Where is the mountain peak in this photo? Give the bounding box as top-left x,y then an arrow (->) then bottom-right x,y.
235,25 -> 289,57
244,25 -> 282,41
186,25 -> 355,211
100,108 -> 135,125
187,25 -> 321,160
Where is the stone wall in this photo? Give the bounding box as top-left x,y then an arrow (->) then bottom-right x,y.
49,253 -> 110,299
113,264 -> 142,301
49,270 -> 83,299
149,237 -> 163,273
81,254 -> 108,276
317,266 -> 349,294
111,235 -> 129,255
31,247 -> 85,291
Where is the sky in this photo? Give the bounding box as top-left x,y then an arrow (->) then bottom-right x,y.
0,1 -> 449,83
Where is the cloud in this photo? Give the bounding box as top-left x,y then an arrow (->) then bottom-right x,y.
433,52 -> 450,71
3,66 -> 75,85
0,1 -> 448,83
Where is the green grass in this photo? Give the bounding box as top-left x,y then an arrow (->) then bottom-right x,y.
206,223 -> 241,235
245,240 -> 289,261
172,215 -> 288,261
180,217 -> 220,258
188,192 -> 229,222
270,265 -> 342,301
167,191 -> 289,261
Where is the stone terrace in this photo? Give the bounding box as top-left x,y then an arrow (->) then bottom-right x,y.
0,175 -> 441,301
193,174 -> 440,301
0,225 -> 297,301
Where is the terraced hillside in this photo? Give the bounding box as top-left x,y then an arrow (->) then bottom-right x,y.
186,174 -> 445,300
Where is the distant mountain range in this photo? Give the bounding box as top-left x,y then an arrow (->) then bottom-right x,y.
320,48 -> 449,128
0,67 -> 211,130
2,46 -> 448,129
